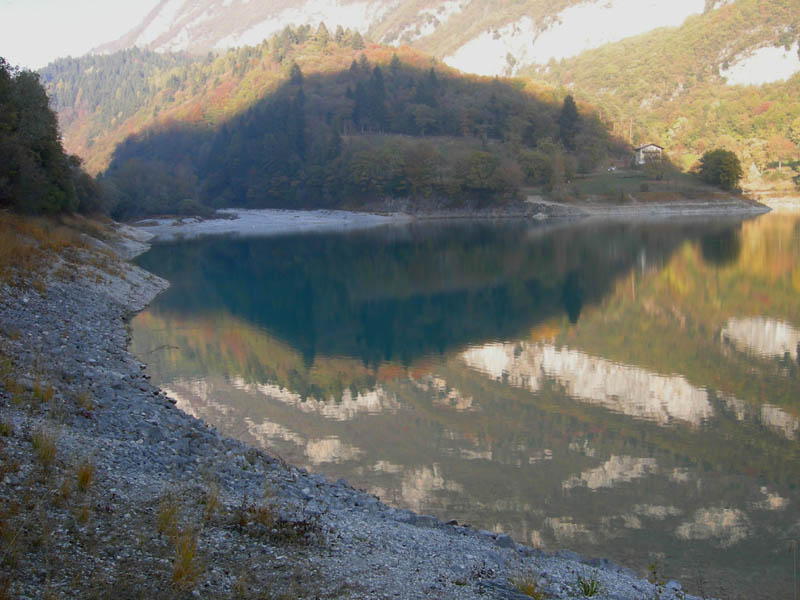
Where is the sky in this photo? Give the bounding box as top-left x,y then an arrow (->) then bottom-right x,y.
0,0 -> 161,70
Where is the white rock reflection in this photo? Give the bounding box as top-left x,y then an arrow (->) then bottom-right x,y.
760,404 -> 799,440
413,375 -> 478,411
723,396 -> 800,440
462,342 -> 714,426
244,417 -> 305,447
633,504 -> 683,520
669,468 -> 691,483
371,460 -> 403,474
242,417 -> 362,465
400,464 -> 463,512
568,439 -> 596,457
563,455 -> 658,491
675,507 -> 751,547
752,486 -> 789,511
461,448 -> 493,460
164,378 -> 234,419
721,316 -> 800,360
230,376 -> 401,421
545,517 -> 596,545
304,437 -> 363,465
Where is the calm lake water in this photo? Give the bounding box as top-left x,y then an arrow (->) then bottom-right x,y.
131,211 -> 800,598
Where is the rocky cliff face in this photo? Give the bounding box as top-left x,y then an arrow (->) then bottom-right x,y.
92,0 -> 710,77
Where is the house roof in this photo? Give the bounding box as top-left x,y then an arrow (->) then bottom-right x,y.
633,144 -> 664,151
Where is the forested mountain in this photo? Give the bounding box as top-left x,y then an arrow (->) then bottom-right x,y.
0,58 -> 102,214
79,0 -> 798,192
524,0 -> 800,190
40,30 -> 616,218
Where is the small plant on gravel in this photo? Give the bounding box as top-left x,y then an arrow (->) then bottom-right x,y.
32,381 -> 54,405
511,570 -> 547,599
202,484 -> 219,522
31,278 -> 46,297
157,495 -> 180,538
74,389 -> 93,412
76,458 -> 94,493
233,495 -> 250,530
171,529 -> 202,591
576,570 -> 602,597
31,429 -> 56,470
6,380 -> 24,407
249,503 -> 277,529
75,502 -> 90,525
0,420 -> 11,436
56,477 -> 72,504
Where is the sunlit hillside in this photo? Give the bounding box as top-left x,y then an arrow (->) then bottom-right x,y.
524,0 -> 800,190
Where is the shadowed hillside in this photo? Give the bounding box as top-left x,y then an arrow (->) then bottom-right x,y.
41,30 -> 621,218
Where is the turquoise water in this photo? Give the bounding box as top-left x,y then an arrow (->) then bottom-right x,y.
132,212 -> 800,598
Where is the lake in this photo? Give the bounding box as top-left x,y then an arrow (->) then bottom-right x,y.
131,210 -> 800,598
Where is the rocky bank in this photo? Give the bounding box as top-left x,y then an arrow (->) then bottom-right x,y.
0,220 -> 700,599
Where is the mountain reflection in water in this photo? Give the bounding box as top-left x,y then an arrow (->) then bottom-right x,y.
132,212 -> 800,599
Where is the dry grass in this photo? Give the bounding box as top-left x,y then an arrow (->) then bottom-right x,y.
0,212 -> 88,285
172,529 -> 202,591
32,381 -> 54,405
74,389 -> 94,412
203,484 -> 219,523
248,504 -> 277,529
4,379 -> 24,407
511,570 -> 547,599
75,503 -> 90,525
31,429 -> 56,470
75,459 -> 94,493
157,495 -> 180,538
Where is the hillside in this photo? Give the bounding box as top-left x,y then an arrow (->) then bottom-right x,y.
80,0 -> 799,195
41,32 -> 617,218
523,0 -> 800,191
93,0 -> 706,77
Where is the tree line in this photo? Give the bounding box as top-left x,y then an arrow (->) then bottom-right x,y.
98,37 -> 616,218
0,57 -> 103,214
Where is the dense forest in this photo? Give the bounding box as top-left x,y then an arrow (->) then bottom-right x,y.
0,58 -> 103,214
40,26 -> 618,219
525,0 -> 800,189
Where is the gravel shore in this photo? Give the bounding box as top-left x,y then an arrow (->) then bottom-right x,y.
0,220 -> 701,599
134,197 -> 769,244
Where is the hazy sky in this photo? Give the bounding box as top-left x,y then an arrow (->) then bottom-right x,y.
0,0 -> 161,69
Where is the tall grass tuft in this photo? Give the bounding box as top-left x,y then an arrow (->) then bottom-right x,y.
157,495 -> 180,538
171,530 -> 202,591
31,429 -> 56,470
511,570 -> 546,599
76,458 -> 94,493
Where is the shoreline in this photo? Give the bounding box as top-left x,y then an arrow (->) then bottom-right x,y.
134,196 -> 770,243
0,219 -> 703,598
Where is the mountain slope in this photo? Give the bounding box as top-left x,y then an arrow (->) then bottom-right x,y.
92,0 -> 711,77
523,0 -> 800,189
42,32 -> 615,217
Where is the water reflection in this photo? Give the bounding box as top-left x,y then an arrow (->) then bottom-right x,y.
132,211 -> 800,599
134,219 -> 728,366
230,376 -> 402,420
721,316 -> 800,361
699,227 -> 742,266
562,455 -> 658,491
461,342 -> 715,426
675,507 -> 751,548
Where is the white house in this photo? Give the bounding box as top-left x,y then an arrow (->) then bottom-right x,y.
633,143 -> 663,165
